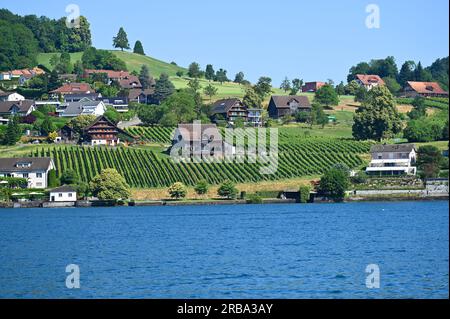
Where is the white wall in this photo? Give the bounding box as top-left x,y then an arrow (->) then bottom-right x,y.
7,93 -> 25,101
50,191 -> 77,202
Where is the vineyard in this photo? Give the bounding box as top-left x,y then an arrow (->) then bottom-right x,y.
31,138 -> 372,188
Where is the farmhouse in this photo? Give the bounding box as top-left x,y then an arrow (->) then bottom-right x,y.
84,115 -> 134,146
50,83 -> 95,97
402,81 -> 448,98
302,82 -> 326,93
268,95 -> 311,119
59,100 -> 106,117
57,125 -> 79,143
171,123 -> 234,159
355,74 -> 385,90
0,100 -> 35,117
0,157 -> 55,189
49,185 -> 77,202
366,144 -> 417,176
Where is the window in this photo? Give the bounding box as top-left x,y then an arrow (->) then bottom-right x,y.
23,173 -> 29,178
59,193 -> 63,197
36,182 -> 42,187
68,193 -> 73,197
37,173 -> 43,178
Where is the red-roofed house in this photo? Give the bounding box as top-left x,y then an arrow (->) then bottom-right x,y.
355,74 -> 385,90
84,69 -> 131,81
50,83 -> 95,97
402,81 -> 449,98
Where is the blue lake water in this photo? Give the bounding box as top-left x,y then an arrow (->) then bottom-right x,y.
0,201 -> 448,299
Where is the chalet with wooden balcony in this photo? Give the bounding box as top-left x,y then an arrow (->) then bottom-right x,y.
211,98 -> 262,126
83,115 -> 134,146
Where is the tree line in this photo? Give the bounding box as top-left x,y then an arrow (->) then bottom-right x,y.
0,9 -> 92,71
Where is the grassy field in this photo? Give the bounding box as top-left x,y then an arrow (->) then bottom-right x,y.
131,176 -> 319,201
37,51 -> 186,77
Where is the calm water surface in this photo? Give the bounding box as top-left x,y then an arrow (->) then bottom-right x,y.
0,201 -> 448,299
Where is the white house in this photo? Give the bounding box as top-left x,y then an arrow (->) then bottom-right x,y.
0,157 -> 55,189
49,185 -> 77,202
0,92 -> 25,102
366,144 -> 417,176
60,100 -> 106,117
355,74 -> 385,91
0,72 -> 12,81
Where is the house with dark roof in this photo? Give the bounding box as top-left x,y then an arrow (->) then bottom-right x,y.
0,100 -> 36,117
302,82 -> 326,93
355,74 -> 385,90
402,81 -> 448,98
128,88 -> 155,104
0,157 -> 55,189
211,98 -> 263,127
84,115 -> 134,146
119,75 -> 143,89
171,123 -> 234,159
268,95 -> 311,119
366,144 -> 417,176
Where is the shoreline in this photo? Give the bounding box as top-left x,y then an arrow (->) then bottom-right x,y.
0,195 -> 448,209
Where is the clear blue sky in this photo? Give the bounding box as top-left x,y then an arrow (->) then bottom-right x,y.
1,0 -> 448,85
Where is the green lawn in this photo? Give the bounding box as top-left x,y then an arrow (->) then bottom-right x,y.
37,52 -> 84,70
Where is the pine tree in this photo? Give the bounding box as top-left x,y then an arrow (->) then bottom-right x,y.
113,27 -> 130,51
133,40 -> 145,55
151,73 -> 175,104
139,65 -> 153,89
205,64 -> 215,81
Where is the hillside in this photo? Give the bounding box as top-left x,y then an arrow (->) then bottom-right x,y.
37,51 -> 186,77
36,51 -> 289,101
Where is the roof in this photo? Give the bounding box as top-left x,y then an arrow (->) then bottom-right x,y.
356,74 -> 385,86
174,123 -> 222,141
370,144 -> 416,153
64,93 -> 102,101
406,81 -> 448,95
128,88 -> 154,100
50,83 -> 94,94
84,69 -> 130,79
0,100 -> 35,114
84,115 -> 135,138
119,76 -> 142,89
270,95 -> 311,109
0,157 -> 53,172
211,98 -> 242,114
50,185 -> 76,193
61,100 -> 104,116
